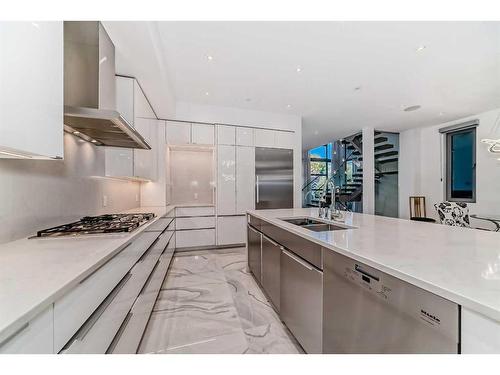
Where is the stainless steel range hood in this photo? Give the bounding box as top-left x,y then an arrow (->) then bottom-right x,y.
64,21 -> 151,149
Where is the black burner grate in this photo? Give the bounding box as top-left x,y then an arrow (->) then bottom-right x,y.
36,213 -> 156,237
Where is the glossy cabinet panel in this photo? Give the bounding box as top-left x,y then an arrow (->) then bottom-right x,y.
217,215 -> 246,245
116,76 -> 135,126
134,82 -> 155,118
166,121 -> 191,145
133,118 -> 157,180
217,145 -> 237,215
247,226 -> 262,282
0,305 -> 54,354
254,129 -> 276,148
0,21 -> 63,159
176,216 -> 216,230
176,228 -> 215,248
236,146 -> 255,214
175,206 -> 215,217
236,127 -> 254,146
217,125 -> 236,145
105,147 -> 134,178
192,123 -> 215,145
462,307 -> 500,353
275,131 -> 295,149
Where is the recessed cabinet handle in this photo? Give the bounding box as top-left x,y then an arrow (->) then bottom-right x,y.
0,322 -> 29,348
262,234 -> 280,247
79,242 -> 132,285
282,249 -> 314,271
256,175 -> 260,203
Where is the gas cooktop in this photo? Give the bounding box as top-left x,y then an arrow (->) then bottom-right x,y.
36,213 -> 156,237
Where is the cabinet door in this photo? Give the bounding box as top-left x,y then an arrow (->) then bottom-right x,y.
116,76 -> 135,126
247,226 -> 262,282
217,125 -> 235,145
236,146 -> 255,214
275,131 -> 294,149
134,118 -> 157,180
105,147 -> 134,178
0,305 -> 54,354
280,249 -> 323,353
217,215 -> 246,245
254,129 -> 276,148
217,145 -> 236,215
166,121 -> 191,145
0,22 -> 63,159
192,123 -> 215,145
236,127 -> 254,146
134,81 -> 155,118
261,235 -> 281,311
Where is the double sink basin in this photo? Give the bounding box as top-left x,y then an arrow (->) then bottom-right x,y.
281,217 -> 356,232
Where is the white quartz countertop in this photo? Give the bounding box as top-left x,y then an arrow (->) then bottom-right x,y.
0,205 -> 174,342
248,208 -> 500,322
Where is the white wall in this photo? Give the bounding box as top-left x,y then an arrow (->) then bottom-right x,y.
174,101 -> 303,207
0,133 -> 141,244
399,108 -> 500,221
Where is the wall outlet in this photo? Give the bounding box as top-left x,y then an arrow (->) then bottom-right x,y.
135,194 -> 139,203
194,193 -> 198,200
102,195 -> 108,207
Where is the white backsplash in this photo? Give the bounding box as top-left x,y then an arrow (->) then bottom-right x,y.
0,133 -> 141,244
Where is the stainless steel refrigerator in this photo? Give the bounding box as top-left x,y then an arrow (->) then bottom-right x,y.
255,147 -> 294,209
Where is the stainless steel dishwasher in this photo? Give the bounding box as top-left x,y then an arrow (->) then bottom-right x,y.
323,250 -> 460,354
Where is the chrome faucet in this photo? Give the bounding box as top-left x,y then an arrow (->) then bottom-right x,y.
319,179 -> 342,220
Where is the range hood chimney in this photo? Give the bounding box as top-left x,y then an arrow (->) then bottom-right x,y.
63,21 -> 151,149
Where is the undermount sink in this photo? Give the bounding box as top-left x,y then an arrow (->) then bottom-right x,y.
281,217 -> 355,232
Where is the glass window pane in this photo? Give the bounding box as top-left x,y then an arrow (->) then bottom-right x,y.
448,129 -> 475,200
310,161 -> 327,175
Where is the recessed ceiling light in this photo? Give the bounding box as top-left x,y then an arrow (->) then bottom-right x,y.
73,131 -> 80,135
354,86 -> 362,91
91,139 -> 97,143
207,55 -> 213,61
287,104 -> 292,109
403,105 -> 421,112
416,45 -> 426,52
438,112 -> 445,116
313,130 -> 319,135
296,66 -> 302,73
205,92 -> 209,96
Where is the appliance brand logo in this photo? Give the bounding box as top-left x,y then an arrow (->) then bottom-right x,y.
421,309 -> 441,324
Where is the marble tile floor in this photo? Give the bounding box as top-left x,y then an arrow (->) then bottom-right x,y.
138,247 -> 303,354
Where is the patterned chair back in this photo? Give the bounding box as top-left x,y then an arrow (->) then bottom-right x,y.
433,202 -> 471,227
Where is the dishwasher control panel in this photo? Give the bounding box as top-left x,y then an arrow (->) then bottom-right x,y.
343,263 -> 392,299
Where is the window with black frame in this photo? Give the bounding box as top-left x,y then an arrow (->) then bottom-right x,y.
307,144 -> 332,205
444,124 -> 477,202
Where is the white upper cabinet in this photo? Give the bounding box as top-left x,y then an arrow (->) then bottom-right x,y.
254,129 -> 276,148
236,146 -> 255,214
105,76 -> 157,180
116,76 -> 135,126
254,128 -> 294,149
192,123 -> 215,145
166,121 -> 214,145
217,125 -> 236,145
166,121 -> 191,145
236,127 -> 254,146
217,145 -> 236,215
134,82 -> 155,119
0,21 -> 63,159
275,131 -> 295,149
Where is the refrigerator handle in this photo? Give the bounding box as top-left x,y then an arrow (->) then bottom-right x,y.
256,175 -> 260,203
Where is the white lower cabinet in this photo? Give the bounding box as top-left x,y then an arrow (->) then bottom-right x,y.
217,216 -> 246,245
175,206 -> 215,217
461,307 -> 500,353
176,229 -> 215,248
53,232 -> 159,353
0,305 -> 54,354
176,216 -> 215,230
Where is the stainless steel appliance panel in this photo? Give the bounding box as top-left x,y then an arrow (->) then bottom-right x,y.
255,147 -> 293,209
261,234 -> 281,311
247,226 -> 262,282
323,250 -> 460,354
280,249 -> 323,353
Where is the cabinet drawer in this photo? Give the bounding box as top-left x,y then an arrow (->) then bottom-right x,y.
176,229 -> 215,248
62,232 -> 170,354
53,231 -> 159,352
110,251 -> 174,354
145,217 -> 173,232
0,305 -> 54,354
217,216 -> 246,245
175,206 -> 214,217
176,216 -> 215,230
165,218 -> 175,232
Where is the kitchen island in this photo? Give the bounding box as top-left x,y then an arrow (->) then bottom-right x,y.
246,208 -> 500,354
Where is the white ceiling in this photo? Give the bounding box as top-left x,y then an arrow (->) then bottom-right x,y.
104,21 -> 500,150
